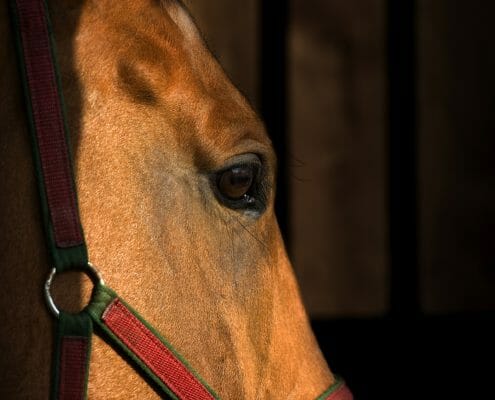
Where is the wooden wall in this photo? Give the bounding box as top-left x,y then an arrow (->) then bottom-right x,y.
183,0 -> 495,317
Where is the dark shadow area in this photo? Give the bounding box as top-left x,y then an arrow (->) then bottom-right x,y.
313,314 -> 495,399
387,0 -> 419,317
259,0 -> 290,247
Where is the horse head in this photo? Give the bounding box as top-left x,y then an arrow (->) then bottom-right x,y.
0,1 -> 338,398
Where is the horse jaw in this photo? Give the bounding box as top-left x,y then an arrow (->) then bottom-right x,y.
0,0 -> 334,398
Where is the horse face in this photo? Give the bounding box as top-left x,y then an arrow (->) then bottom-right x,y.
0,0 -> 333,398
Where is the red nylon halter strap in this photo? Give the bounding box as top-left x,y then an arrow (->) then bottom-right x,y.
329,386 -> 353,400
10,0 -> 91,399
10,0 -> 87,272
103,300 -> 215,399
88,285 -> 219,400
320,381 -> 354,400
15,0 -> 83,247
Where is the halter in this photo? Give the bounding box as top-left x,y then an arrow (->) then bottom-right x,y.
9,1 -> 353,399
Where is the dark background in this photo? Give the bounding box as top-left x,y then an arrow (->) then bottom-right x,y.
184,1 -> 495,398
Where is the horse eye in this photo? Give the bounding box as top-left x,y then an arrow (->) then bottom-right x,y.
217,165 -> 254,200
212,155 -> 267,214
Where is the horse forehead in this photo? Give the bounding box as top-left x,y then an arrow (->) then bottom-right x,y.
78,0 -> 272,159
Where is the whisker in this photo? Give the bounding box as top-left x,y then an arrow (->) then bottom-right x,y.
234,216 -> 268,252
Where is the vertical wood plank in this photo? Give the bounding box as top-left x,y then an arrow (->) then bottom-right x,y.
418,0 -> 495,312
290,0 -> 388,316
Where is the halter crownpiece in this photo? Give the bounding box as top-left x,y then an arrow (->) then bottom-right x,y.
9,0 -> 353,398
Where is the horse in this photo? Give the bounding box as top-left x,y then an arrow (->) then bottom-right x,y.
0,0 -> 340,398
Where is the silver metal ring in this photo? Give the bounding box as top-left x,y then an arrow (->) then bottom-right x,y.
44,262 -> 105,318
